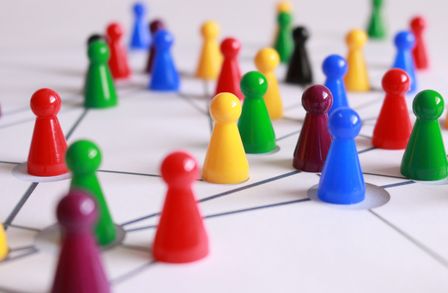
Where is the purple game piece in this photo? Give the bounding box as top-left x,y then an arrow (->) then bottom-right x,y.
51,190 -> 110,293
145,19 -> 165,73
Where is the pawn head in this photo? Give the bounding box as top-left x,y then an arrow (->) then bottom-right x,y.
329,107 -> 362,139
30,88 -> 62,117
394,31 -> 415,50
154,29 -> 174,50
87,34 -> 104,46
201,20 -> 219,38
302,85 -> 333,114
410,16 -> 426,32
66,140 -> 102,175
106,22 -> 124,40
382,68 -> 410,95
57,190 -> 97,230
133,2 -> 146,16
255,48 -> 280,72
322,54 -> 347,79
277,1 -> 292,12
372,0 -> 383,8
292,26 -> 309,42
150,19 -> 165,34
346,29 -> 367,49
88,40 -> 110,63
210,93 -> 242,123
161,151 -> 199,186
240,71 -> 268,98
412,89 -> 444,120
220,37 -> 240,58
277,12 -> 292,27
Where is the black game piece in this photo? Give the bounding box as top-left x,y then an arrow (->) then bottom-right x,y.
285,26 -> 313,86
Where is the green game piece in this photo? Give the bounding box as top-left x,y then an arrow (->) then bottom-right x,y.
66,140 -> 117,246
238,71 -> 277,154
84,40 -> 118,109
367,0 -> 387,39
274,12 -> 293,63
400,90 -> 448,181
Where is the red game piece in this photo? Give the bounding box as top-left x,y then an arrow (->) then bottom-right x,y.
215,38 -> 243,100
145,19 -> 165,73
51,190 -> 110,293
106,22 -> 131,79
372,69 -> 412,149
27,88 -> 68,176
410,16 -> 429,70
293,85 -> 332,172
152,151 -> 209,263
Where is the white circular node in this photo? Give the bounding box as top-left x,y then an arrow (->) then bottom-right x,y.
12,163 -> 71,183
307,183 -> 390,210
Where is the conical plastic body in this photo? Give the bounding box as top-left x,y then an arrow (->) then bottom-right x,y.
196,21 -> 222,80
393,31 -> 417,93
345,30 -> 370,92
367,0 -> 386,39
325,77 -> 348,114
285,27 -> 313,86
274,12 -> 293,63
129,3 -> 150,50
0,224 -> 8,261
215,38 -> 243,100
107,23 -> 131,79
323,55 -> 349,115
410,17 -> 429,70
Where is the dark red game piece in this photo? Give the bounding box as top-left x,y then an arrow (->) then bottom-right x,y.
152,151 -> 209,263
145,19 -> 165,73
106,22 -> 131,79
410,16 -> 429,70
215,38 -> 243,100
51,190 -> 110,293
293,85 -> 332,172
27,88 -> 68,176
372,69 -> 412,149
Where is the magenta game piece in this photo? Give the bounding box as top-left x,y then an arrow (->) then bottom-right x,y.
145,19 -> 165,73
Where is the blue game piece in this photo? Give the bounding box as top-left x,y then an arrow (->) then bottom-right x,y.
317,107 -> 365,204
392,31 -> 417,93
149,29 -> 180,91
322,54 -> 349,115
130,2 -> 151,50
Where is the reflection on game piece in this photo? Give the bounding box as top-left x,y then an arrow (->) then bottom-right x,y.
293,85 -> 332,172
238,71 -> 276,154
372,69 -> 412,149
51,190 -> 109,293
87,34 -> 105,46
215,38 -> 243,100
318,108 -> 365,204
153,151 -> 209,263
0,224 -> 8,261
285,26 -> 313,86
322,54 -> 349,115
203,93 -> 249,184
392,31 -> 417,93
255,48 -> 283,119
129,2 -> 150,50
367,0 -> 386,40
149,29 -> 180,91
84,40 -> 118,109
106,22 -> 131,80
196,20 -> 222,81
27,88 -> 68,176
345,29 -> 370,92
410,16 -> 429,70
145,19 -> 165,73
274,11 -> 293,63
401,90 -> 448,181
66,140 -> 117,246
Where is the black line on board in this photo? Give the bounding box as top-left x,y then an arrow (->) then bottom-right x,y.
3,183 -> 39,230
4,247 -> 38,263
65,108 -> 89,139
362,172 -> 407,180
381,180 -> 415,189
0,285 -> 31,293
8,223 -> 41,233
8,245 -> 36,253
176,92 -> 208,115
358,146 -> 376,154
110,260 -> 157,285
276,130 -> 299,142
98,169 -> 162,178
0,160 -> 20,165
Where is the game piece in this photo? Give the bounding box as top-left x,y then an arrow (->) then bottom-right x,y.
129,2 -> 150,50
106,22 -> 131,80
255,48 -> 283,119
318,107 -> 365,204
293,85 -> 332,172
203,93 -> 249,184
274,12 -> 293,63
322,54 -> 349,114
372,69 -> 412,149
410,16 -> 429,70
145,19 -> 165,73
66,140 -> 116,246
195,20 -> 222,80
149,29 -> 180,91
392,31 -> 417,93
84,40 -> 118,108
401,90 -> 448,181
285,26 -> 313,86
215,38 -> 243,100
345,29 -> 370,92
27,88 -> 68,176
0,224 -> 8,261
153,151 -> 209,263
51,190 -> 109,293
238,71 -> 277,154
87,34 -> 104,45
367,0 -> 386,39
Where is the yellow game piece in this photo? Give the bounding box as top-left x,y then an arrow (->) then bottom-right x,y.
277,0 -> 292,12
203,93 -> 249,184
344,29 -> 370,92
255,48 -> 283,119
0,224 -> 9,261
195,20 -> 222,81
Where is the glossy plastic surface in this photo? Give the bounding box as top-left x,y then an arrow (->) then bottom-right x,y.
215,38 -> 243,100
410,16 -> 429,70
344,29 -> 370,92
274,12 -> 293,63
285,26 -> 313,86
367,0 -> 386,39
0,224 -> 8,261
145,19 -> 165,73
195,20 -> 222,80
129,2 -> 150,50
392,31 -> 417,93
106,22 -> 131,79
322,54 -> 349,115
